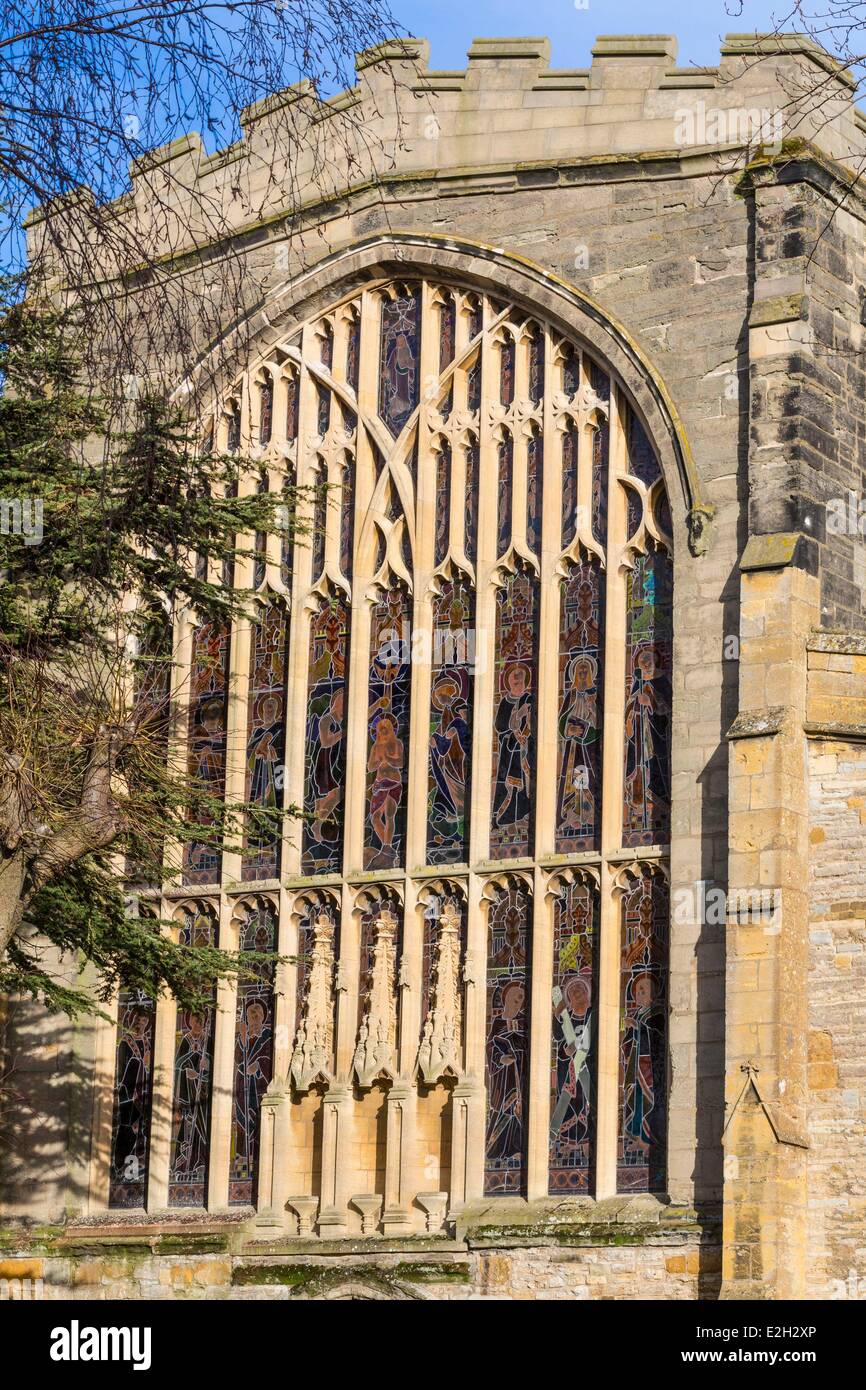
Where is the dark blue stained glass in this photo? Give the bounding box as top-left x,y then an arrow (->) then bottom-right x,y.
556,561 -> 604,853
623,550 -> 673,847
259,378 -> 273,445
528,327 -> 544,406
561,424 -> 578,548
527,431 -> 543,556
364,589 -> 412,870
320,323 -> 333,369
590,363 -> 610,546
229,901 -> 276,1205
464,438 -> 479,564
168,907 -> 217,1207
439,295 -> 456,372
427,578 -> 473,865
227,405 -> 241,453
549,880 -> 597,1194
108,987 -> 156,1208
311,482 -> 327,580
346,315 -> 360,391
280,470 -> 294,590
655,489 -> 673,537
434,442 -> 451,566
485,883 -> 531,1196
339,461 -> 354,577
316,382 -> 331,437
340,400 -> 357,435
496,435 -> 513,557
253,472 -> 268,589
499,338 -> 515,407
490,570 -> 537,859
467,299 -> 483,340
302,600 -> 349,873
467,357 -> 481,414
379,290 -> 420,437
627,488 -> 642,540
285,375 -> 298,441
183,622 -> 230,886
563,346 -> 580,400
627,405 -> 660,487
221,475 -> 237,589
618,872 -> 669,1193
242,601 -> 289,881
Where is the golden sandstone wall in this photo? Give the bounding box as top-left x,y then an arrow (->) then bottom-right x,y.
5,31 -> 866,1299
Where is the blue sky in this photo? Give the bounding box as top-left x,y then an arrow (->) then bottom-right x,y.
390,0 -> 801,70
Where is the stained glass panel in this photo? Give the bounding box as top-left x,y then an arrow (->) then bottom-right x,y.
556,562 -> 604,853
491,571 -> 537,859
228,901 -> 276,1205
561,424 -> 578,548
346,315 -> 360,391
316,383 -> 330,437
464,438 -> 479,564
499,338 -> 515,406
485,884 -> 531,1196
339,461 -> 354,577
439,295 -> 455,372
227,405 -> 240,453
379,290 -> 420,437
427,578 -> 473,865
311,481 -> 326,581
434,442 -> 451,566
526,431 -> 542,556
242,600 -> 289,881
253,472 -> 267,589
108,988 -> 156,1208
563,346 -> 579,399
302,600 -> 349,873
259,378 -> 273,446
168,907 -> 217,1207
623,549 -> 673,847
286,375 -> 298,441
496,435 -> 512,557
617,872 -> 669,1192
183,622 -> 230,885
528,327 -> 544,406
591,363 -> 610,546
627,405 -> 661,487
549,880 -> 597,1193
364,589 -> 412,870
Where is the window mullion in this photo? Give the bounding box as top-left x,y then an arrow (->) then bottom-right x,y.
595,377 -> 630,1199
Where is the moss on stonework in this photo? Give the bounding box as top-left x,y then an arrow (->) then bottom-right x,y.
393,1261 -> 470,1282
232,1259 -> 467,1289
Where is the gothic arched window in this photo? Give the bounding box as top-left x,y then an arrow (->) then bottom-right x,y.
106,274 -> 674,1222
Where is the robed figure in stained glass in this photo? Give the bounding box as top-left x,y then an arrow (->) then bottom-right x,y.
364,593 -> 411,869
621,972 -> 666,1165
550,977 -> 592,1170
230,995 -> 273,1194
624,639 -> 672,840
492,662 -> 533,836
485,979 -> 528,1180
169,1008 -> 213,1201
428,672 -> 471,857
110,996 -> 154,1203
303,604 -> 348,872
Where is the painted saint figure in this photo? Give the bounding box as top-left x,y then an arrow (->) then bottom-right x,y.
169,1007 -> 214,1205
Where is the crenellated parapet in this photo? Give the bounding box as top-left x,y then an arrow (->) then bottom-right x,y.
26,31 -> 866,272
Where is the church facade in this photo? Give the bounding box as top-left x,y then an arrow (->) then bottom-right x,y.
4,32 -> 866,1300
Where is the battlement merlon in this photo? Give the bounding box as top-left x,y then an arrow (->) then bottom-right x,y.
25,32 -> 866,268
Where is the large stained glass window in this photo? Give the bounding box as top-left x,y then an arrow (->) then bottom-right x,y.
549,879 -> 597,1193
485,882 -> 531,1196
117,279 -> 677,1222
229,900 -> 276,1205
243,600 -> 289,881
427,578 -> 473,865
183,622 -> 230,886
491,570 -> 537,859
617,870 -> 669,1192
302,599 -> 349,873
168,906 -> 217,1207
108,988 -> 156,1208
364,589 -> 412,871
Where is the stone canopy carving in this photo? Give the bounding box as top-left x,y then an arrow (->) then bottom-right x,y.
416,899 -> 463,1084
352,909 -> 399,1087
290,910 -> 337,1092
